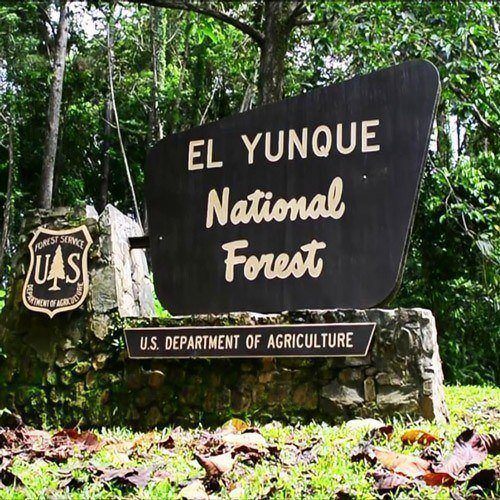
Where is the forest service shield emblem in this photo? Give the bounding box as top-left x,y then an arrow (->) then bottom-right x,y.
22,226 -> 92,318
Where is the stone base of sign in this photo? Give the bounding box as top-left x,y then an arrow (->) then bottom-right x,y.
0,206 -> 448,427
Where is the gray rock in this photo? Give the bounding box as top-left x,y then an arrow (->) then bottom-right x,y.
364,377 -> 376,402
99,205 -> 155,317
89,315 -> 109,340
89,266 -> 117,314
86,205 -> 99,220
376,386 -> 420,412
322,380 -> 364,406
376,372 -> 403,386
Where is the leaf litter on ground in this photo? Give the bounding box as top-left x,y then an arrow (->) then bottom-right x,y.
1,399 -> 498,498
351,425 -> 499,494
0,424 -> 100,462
89,464 -> 155,489
189,418 -> 282,495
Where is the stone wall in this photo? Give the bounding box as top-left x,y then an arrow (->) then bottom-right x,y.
0,207 -> 448,428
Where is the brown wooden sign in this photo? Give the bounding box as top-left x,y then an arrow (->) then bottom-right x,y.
22,226 -> 92,318
125,323 -> 376,359
146,60 -> 440,315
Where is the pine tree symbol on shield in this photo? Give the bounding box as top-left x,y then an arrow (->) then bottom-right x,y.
48,245 -> 66,291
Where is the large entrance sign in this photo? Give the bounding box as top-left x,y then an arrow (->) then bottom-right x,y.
146,60 -> 440,315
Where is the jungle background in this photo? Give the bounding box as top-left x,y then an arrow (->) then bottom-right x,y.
0,0 -> 498,385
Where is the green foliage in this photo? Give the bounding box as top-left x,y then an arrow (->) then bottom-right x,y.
397,151 -> 499,384
154,296 -> 171,319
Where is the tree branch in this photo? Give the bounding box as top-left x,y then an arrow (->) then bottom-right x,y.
199,75 -> 219,125
467,102 -> 494,131
289,1 -> 307,21
449,82 -> 494,131
122,0 -> 265,47
36,5 -> 55,59
294,15 -> 337,27
433,54 -> 495,133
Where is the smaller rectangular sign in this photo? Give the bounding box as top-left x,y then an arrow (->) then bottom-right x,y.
124,323 -> 375,359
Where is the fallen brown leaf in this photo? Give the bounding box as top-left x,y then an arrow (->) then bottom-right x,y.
421,472 -> 455,487
222,432 -> 268,450
57,468 -> 87,490
195,451 -> 235,477
351,442 -> 430,478
334,489 -> 356,499
179,479 -> 209,499
131,431 -> 157,451
0,458 -> 22,488
195,432 -> 225,456
467,468 -> 499,491
369,469 -> 412,493
350,442 -> 377,465
365,425 -> 394,442
152,469 -> 171,483
435,429 -> 488,478
221,418 -> 249,433
158,435 -> 175,449
372,446 -> 431,478
401,429 -> 440,446
419,446 -> 443,464
52,429 -> 100,453
0,427 -> 54,462
280,440 -> 320,466
232,445 -> 266,464
100,439 -> 134,457
0,427 -> 51,455
479,434 -> 499,455
90,465 -> 153,488
39,428 -> 101,462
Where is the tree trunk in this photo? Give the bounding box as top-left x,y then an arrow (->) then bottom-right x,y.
436,108 -> 451,166
38,0 -> 69,209
148,6 -> 164,144
98,97 -> 113,213
172,19 -> 191,132
99,17 -> 115,214
0,114 -> 15,280
258,1 -> 294,105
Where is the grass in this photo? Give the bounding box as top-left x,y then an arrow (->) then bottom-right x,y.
1,385 -> 499,499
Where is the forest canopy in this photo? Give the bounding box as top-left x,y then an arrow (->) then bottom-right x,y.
0,1 -> 498,383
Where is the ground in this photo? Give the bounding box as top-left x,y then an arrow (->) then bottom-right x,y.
1,385 -> 499,499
